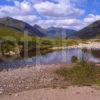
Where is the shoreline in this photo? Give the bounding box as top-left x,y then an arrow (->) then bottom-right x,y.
0,63 -> 100,95
52,42 -> 100,50
0,64 -> 71,95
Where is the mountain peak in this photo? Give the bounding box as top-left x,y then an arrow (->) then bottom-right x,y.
33,24 -> 42,29
76,20 -> 100,39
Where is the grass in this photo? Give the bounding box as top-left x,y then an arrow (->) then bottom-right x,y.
55,60 -> 100,86
0,27 -> 33,41
0,27 -> 83,47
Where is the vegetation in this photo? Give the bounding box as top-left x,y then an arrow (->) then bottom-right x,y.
55,59 -> 100,86
0,27 -> 32,41
71,56 -> 78,63
0,27 -> 94,59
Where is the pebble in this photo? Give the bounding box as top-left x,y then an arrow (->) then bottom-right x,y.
15,93 -> 19,97
0,88 -> 4,94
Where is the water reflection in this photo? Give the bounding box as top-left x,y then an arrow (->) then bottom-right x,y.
0,48 -> 100,69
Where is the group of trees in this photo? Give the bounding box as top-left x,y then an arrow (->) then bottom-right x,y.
0,38 -> 53,57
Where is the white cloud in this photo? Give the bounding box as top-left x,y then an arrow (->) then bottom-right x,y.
0,0 -> 100,31
0,0 -> 36,17
14,0 -> 33,12
36,19 -> 84,30
12,15 -> 41,25
34,1 -> 85,18
37,14 -> 100,30
84,14 -> 100,24
21,2 -> 31,12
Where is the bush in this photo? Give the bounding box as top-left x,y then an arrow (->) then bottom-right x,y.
71,56 -> 78,63
1,41 -> 16,53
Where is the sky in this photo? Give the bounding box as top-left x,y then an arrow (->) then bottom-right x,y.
0,0 -> 100,30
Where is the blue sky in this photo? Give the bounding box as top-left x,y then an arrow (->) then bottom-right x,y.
0,0 -> 100,30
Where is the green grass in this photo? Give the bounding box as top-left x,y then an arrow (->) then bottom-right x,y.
0,27 -> 83,46
55,61 -> 100,86
53,39 -> 79,47
0,27 -> 33,41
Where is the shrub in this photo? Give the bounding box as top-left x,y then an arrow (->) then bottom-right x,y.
1,41 -> 16,53
71,56 -> 78,63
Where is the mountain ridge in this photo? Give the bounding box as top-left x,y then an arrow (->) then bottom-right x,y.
75,20 -> 100,39
0,17 -> 46,37
0,17 -> 77,38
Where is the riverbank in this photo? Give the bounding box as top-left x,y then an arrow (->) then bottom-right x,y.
0,64 -> 71,95
1,86 -> 100,100
52,42 -> 100,50
0,64 -> 100,100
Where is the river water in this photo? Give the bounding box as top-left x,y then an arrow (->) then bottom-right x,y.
0,48 -> 100,69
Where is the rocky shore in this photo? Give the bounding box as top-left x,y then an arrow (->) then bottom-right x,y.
0,64 -> 69,95
0,64 -> 100,100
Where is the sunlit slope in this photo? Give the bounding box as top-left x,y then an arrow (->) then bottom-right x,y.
0,27 -> 33,41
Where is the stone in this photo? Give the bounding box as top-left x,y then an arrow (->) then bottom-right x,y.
15,94 -> 19,97
0,88 -> 4,94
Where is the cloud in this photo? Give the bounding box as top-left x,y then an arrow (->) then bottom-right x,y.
0,0 -> 37,17
0,0 -> 100,31
34,1 -> 85,19
37,14 -> 100,30
84,14 -> 100,24
13,15 -> 41,25
36,19 -> 84,30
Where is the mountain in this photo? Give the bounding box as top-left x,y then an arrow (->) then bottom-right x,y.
76,20 -> 100,39
45,27 -> 76,38
0,17 -> 45,37
0,17 -> 77,39
32,24 -> 47,37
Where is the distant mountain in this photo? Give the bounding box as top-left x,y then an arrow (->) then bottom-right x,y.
76,20 -> 100,39
45,27 -> 76,38
0,17 -> 45,37
32,24 -> 47,37
0,17 -> 77,39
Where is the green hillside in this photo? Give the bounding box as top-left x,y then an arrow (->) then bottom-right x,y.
0,27 -> 33,41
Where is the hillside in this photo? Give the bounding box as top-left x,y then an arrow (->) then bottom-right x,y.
76,20 -> 100,39
0,17 -> 78,39
0,17 -> 45,37
0,27 -> 32,41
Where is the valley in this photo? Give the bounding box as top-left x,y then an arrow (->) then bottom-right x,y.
0,17 -> 100,100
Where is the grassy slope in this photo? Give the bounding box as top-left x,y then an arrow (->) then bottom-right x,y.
0,27 -> 33,41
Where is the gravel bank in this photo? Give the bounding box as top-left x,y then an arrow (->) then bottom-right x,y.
0,64 -> 69,95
